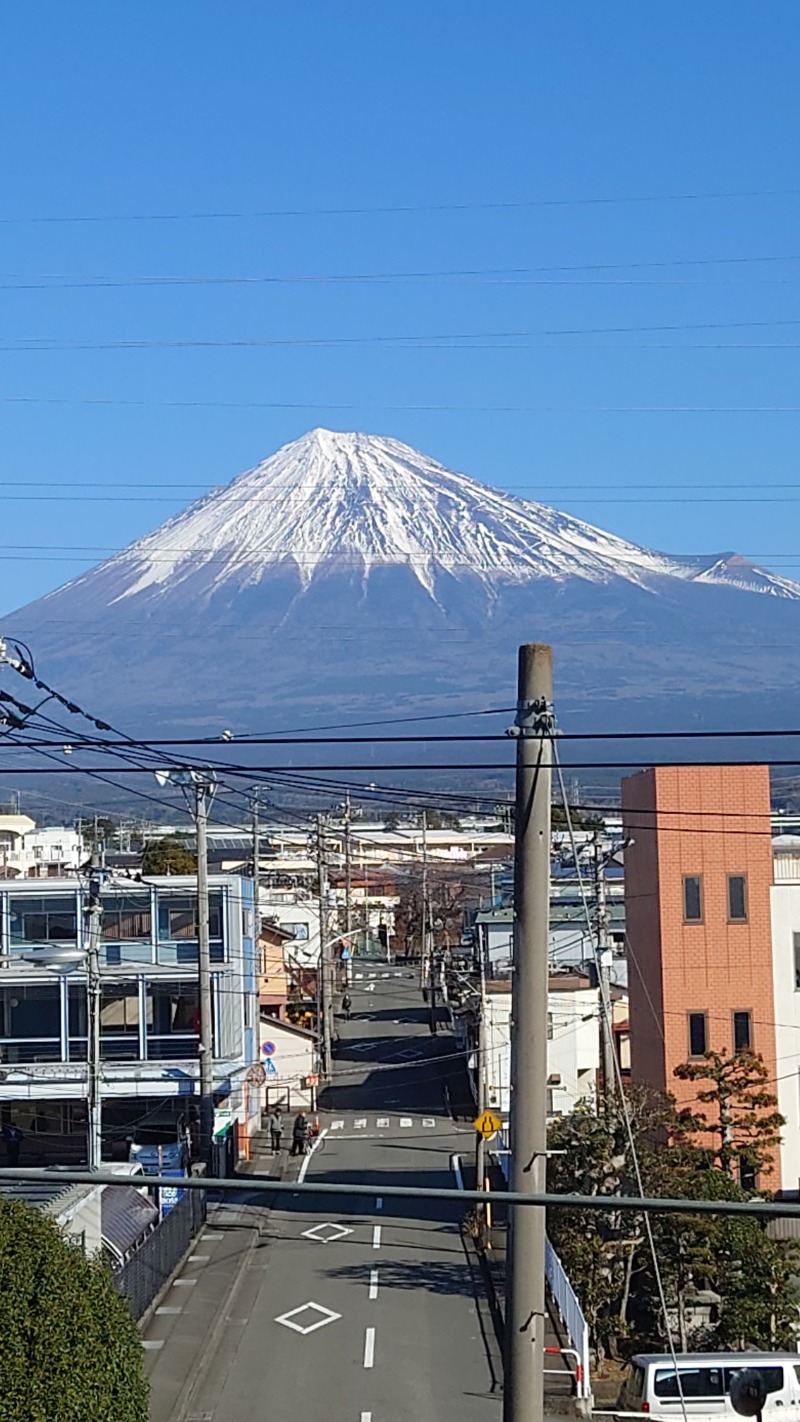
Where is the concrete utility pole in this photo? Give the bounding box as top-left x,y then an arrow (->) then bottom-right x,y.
252,789 -> 261,938
504,643 -> 554,1422
593,829 -> 616,1102
85,851 -> 104,1171
343,792 -> 353,942
195,778 -> 216,1163
316,815 -> 333,1080
476,946 -> 488,1211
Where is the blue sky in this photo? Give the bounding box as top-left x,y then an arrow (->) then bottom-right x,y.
1,2 -> 800,611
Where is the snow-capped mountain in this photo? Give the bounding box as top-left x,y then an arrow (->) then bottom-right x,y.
51,428 -> 799,606
6,428 -> 800,746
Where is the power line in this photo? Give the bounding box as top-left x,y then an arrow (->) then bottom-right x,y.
2,184 -> 799,224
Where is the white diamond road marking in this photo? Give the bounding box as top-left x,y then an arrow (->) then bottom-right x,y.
400,1117 -> 413,1128
365,983 -> 375,992
376,1117 -> 390,1128
302,1222 -> 354,1245
275,1302 -> 342,1335
354,1118 -> 367,1129
331,1120 -> 344,1130
422,1118 -> 436,1128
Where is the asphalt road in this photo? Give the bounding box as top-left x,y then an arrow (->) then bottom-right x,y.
144,963 -> 502,1422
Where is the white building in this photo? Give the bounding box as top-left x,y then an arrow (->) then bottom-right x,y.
771,838 -> 800,1189
0,873 -> 260,1159
478,973 -> 600,1119
0,815 -> 84,879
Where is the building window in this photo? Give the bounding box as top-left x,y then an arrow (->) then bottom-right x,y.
9,895 -> 78,945
282,922 -> 309,941
157,894 -> 222,941
738,1156 -> 757,1192
733,1010 -> 752,1053
727,875 -> 748,922
144,980 -> 202,1060
688,1011 -> 708,1057
547,1012 -> 553,1040
683,875 -> 703,923
69,983 -> 141,1061
101,899 -> 152,942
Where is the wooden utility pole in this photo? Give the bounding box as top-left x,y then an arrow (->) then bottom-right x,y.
504,643 -> 553,1422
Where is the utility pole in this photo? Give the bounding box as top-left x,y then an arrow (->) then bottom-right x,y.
343,792 -> 353,942
252,789 -> 261,937
195,777 -> 216,1164
593,829 -> 616,1103
85,850 -> 103,1170
504,643 -> 554,1422
316,815 -> 333,1080
476,946 -> 488,1214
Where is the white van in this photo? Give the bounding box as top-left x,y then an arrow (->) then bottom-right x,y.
617,1354 -> 800,1419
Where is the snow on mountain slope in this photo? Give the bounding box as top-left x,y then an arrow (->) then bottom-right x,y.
42,428 -> 798,609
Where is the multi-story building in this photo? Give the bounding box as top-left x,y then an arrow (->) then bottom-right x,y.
0,815 -> 84,879
456,971 -> 600,1119
0,873 -> 260,1160
622,765 -> 779,1187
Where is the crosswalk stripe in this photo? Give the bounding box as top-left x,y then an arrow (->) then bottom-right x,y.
355,1118 -> 367,1128
331,1120 -> 344,1130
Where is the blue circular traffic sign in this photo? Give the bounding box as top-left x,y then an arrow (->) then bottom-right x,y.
262,1041 -> 275,1057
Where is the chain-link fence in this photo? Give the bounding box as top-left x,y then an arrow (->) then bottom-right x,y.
114,1186 -> 207,1321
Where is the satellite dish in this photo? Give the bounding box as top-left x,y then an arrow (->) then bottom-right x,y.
730,1370 -> 768,1419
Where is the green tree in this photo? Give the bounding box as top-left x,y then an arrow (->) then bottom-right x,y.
0,1196 -> 148,1421
141,835 -> 196,876
673,1050 -> 784,1181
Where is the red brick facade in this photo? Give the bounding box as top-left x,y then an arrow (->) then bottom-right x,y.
622,765 -> 779,1186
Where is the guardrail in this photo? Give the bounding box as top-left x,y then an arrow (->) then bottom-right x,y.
495,1128 -> 592,1402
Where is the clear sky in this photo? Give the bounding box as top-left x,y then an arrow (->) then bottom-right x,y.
1,2 -> 799,611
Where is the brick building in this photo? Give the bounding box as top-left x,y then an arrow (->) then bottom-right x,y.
622,765 -> 779,1187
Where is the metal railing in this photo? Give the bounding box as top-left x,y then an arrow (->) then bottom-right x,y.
114,1184 -> 206,1321
496,1126 -> 592,1402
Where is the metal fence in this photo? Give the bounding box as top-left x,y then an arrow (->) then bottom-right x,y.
114,1186 -> 207,1321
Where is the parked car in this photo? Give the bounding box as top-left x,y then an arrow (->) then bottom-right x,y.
127,1109 -> 190,1175
617,1353 -> 800,1420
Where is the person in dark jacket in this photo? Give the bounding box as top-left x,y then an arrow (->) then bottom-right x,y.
268,1108 -> 283,1154
291,1112 -> 310,1156
341,993 -> 352,1021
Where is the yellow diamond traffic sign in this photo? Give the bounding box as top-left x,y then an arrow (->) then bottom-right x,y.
473,1110 -> 502,1140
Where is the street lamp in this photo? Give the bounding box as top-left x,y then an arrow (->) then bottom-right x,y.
154,768 -> 217,1162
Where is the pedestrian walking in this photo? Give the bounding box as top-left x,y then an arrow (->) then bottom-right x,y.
291,1111 -> 310,1157
342,992 -> 352,1021
269,1107 -> 283,1154
2,1123 -> 23,1167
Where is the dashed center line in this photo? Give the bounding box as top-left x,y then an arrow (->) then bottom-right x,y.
363,1327 -> 376,1368
372,1224 -> 382,1250
375,1197 -> 383,1210
361,1412 -> 372,1422
369,1268 -> 379,1300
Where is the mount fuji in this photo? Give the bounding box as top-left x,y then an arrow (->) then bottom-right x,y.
5,428 -> 800,752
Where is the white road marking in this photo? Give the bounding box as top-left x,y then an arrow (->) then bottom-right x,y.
422,1118 -> 436,1128
203,1231 -> 224,1240
451,1154 -> 465,1191
355,973 -> 364,980
298,1127 -> 328,1184
363,1327 -> 376,1368
354,1118 -> 367,1129
361,1413 -> 373,1422
376,1117 -> 390,1128
173,1278 -> 197,1287
369,1268 -> 379,1300
155,1305 -> 183,1315
372,1224 -> 382,1250
275,1302 -> 341,1335
302,1222 -> 353,1244
381,973 -> 390,978
399,1117 -> 413,1128
331,1120 -> 344,1130
188,1253 -> 210,1263
365,983 -> 375,993
375,1197 -> 383,1210
368,973 -> 376,980
143,1339 -> 164,1350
